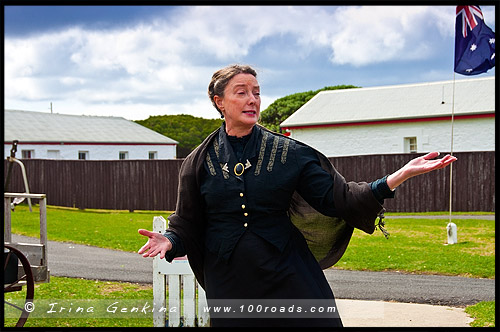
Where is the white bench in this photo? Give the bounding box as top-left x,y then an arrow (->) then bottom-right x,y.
152,216 -> 210,327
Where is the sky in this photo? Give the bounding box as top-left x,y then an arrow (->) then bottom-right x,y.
4,5 -> 496,121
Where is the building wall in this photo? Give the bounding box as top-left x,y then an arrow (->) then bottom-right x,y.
287,117 -> 494,157
4,143 -> 177,160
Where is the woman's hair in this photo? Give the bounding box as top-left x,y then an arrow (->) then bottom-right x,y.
208,64 -> 258,117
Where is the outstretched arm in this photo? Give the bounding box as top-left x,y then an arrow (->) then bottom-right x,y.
386,152 -> 457,190
137,229 -> 172,259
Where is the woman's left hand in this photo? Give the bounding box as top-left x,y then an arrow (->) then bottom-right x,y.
387,152 -> 457,190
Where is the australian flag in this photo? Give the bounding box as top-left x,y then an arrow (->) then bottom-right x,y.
454,6 -> 495,75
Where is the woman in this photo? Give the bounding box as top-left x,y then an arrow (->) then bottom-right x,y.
138,64 -> 456,327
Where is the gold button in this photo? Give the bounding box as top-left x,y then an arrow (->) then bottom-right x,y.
241,204 -> 246,209
244,213 -> 248,217
240,193 -> 244,197
244,223 -> 248,227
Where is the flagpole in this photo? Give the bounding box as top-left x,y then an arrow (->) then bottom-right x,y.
449,72 -> 456,223
448,5 -> 495,239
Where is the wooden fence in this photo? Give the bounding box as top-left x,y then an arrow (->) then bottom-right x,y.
328,151 -> 495,213
4,159 -> 183,211
4,151 -> 495,212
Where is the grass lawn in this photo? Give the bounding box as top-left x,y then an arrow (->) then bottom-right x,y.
465,301 -> 495,327
4,276 -> 154,327
8,205 -> 169,252
336,216 -> 495,279
5,204 -> 495,327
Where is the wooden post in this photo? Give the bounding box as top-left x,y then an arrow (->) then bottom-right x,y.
197,285 -> 210,327
153,216 -> 167,327
4,196 -> 12,243
183,274 -> 196,326
39,196 -> 48,248
152,215 -> 210,327
168,274 -> 181,326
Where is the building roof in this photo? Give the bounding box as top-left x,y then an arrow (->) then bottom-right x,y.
4,110 -> 178,145
280,76 -> 495,129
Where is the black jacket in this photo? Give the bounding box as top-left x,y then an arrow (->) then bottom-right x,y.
167,124 -> 387,289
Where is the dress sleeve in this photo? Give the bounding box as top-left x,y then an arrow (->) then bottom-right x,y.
295,144 -> 338,217
163,230 -> 186,262
295,144 -> 394,217
370,175 -> 396,203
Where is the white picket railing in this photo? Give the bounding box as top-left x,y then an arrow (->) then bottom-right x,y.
152,216 -> 210,327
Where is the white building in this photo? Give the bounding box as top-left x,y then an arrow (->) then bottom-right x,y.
280,77 -> 495,157
4,110 -> 178,160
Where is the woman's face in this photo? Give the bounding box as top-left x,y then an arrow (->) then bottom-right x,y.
214,73 -> 261,136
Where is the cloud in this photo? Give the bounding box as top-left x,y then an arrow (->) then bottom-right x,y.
5,6 -> 303,117
326,6 -> 454,66
5,5 -> 484,120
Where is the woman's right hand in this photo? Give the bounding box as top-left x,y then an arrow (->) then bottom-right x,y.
137,229 -> 172,259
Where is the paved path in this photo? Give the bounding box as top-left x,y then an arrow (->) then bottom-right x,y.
324,269 -> 494,306
335,299 -> 475,327
10,233 -> 494,327
11,234 -> 153,284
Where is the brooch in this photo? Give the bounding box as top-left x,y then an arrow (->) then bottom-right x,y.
233,159 -> 252,176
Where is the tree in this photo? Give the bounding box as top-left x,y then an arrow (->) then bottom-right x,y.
259,85 -> 359,133
136,114 -> 223,158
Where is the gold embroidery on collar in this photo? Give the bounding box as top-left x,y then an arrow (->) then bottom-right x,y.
206,153 -> 216,176
281,139 -> 290,164
267,136 -> 280,172
210,139 -> 229,179
213,139 -> 220,159
254,131 -> 269,176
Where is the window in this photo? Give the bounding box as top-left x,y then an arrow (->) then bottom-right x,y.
149,151 -> 158,160
404,137 -> 418,153
78,151 -> 89,160
119,151 -> 129,160
47,150 -> 60,159
21,150 -> 34,159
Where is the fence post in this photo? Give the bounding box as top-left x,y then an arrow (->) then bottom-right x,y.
183,274 -> 196,326
152,216 -> 210,327
4,196 -> 12,243
152,216 -> 167,327
197,284 -> 210,326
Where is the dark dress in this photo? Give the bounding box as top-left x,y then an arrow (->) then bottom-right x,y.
165,123 -> 394,327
